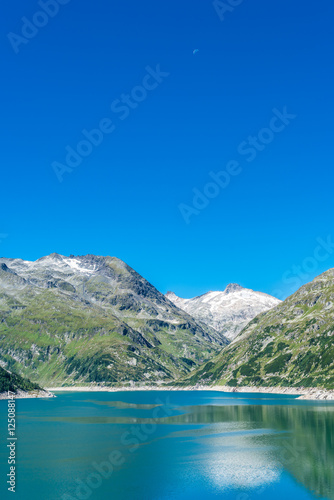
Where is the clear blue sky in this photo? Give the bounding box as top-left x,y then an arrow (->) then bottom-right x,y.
1,0 -> 334,299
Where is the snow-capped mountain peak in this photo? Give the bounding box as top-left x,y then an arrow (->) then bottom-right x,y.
224,283 -> 244,294
166,285 -> 281,341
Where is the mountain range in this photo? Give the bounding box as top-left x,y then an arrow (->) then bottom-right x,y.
0,253 -> 227,386
166,285 -> 280,340
0,252 -> 333,393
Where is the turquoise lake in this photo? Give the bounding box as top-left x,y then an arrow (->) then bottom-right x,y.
0,391 -> 334,499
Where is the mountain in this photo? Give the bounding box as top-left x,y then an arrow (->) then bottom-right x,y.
178,268 -> 334,390
166,284 -> 280,341
0,254 -> 228,386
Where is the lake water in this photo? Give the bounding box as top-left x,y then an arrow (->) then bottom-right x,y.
0,391 -> 334,499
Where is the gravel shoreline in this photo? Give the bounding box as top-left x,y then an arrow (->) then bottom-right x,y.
0,389 -> 55,400
2,385 -> 333,401
45,385 -> 334,400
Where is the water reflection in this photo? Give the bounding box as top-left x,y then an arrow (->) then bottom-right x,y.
82,399 -> 162,410
170,404 -> 334,499
32,398 -> 334,499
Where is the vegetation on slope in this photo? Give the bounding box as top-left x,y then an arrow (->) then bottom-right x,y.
0,366 -> 41,393
178,269 -> 334,390
0,254 -> 227,386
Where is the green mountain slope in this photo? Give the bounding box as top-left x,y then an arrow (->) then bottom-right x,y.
0,366 -> 41,393
179,268 -> 334,389
0,254 -> 227,386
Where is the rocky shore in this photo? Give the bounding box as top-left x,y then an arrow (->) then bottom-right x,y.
204,385 -> 334,400
0,389 -> 55,400
2,384 -> 333,401
46,385 -> 334,400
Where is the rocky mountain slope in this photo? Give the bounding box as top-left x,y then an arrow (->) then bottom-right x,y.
0,254 -> 228,386
166,284 -> 280,341
178,268 -> 334,390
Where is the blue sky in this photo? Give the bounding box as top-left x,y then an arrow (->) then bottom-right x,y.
1,0 -> 334,299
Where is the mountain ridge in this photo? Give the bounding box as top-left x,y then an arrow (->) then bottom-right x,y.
0,253 -> 228,386
178,268 -> 334,390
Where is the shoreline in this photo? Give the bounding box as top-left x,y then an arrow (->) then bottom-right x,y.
0,389 -> 55,400
2,386 -> 333,401
45,385 -> 334,401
